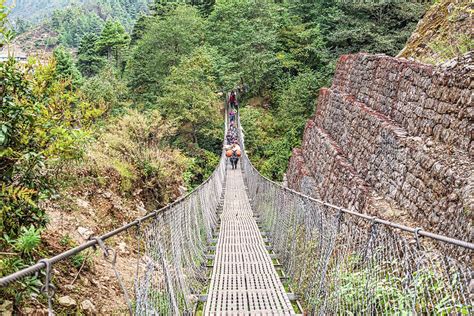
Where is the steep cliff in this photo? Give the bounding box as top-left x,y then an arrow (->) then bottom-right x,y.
397,0 -> 473,64
287,52 -> 473,242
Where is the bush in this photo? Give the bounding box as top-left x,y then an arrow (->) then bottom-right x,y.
80,65 -> 129,120
0,56 -> 101,303
14,226 -> 42,255
0,58 -> 86,244
83,110 -> 188,208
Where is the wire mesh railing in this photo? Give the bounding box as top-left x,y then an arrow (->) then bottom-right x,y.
0,139 -> 226,316
1,100 -> 473,315
134,154 -> 225,314
238,121 -> 473,314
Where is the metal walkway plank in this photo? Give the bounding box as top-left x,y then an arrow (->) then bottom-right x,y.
205,164 -> 295,315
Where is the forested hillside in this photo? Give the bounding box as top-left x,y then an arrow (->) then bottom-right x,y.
0,0 -> 439,313
6,0 -> 70,24
236,0 -> 428,180
8,0 -> 150,26
8,0 -> 151,51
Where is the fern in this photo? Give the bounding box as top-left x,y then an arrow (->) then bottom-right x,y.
0,184 -> 37,207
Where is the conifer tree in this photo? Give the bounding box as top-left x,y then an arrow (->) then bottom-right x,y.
77,33 -> 105,77
53,46 -> 82,85
97,20 -> 130,67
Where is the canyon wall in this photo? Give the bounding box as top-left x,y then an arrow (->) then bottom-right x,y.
287,52 -> 473,242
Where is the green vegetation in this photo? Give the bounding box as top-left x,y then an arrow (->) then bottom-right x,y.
399,0 -> 472,64
195,300 -> 205,316
9,0 -> 150,46
77,33 -> 105,77
318,254 -> 473,314
126,5 -> 206,101
0,2 -> 222,308
53,45 -> 82,83
96,20 -> 130,68
231,0 -> 427,181
1,0 -> 436,311
0,55 -> 88,304
428,34 -> 474,63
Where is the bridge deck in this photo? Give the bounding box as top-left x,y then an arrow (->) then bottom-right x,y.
205,164 -> 295,315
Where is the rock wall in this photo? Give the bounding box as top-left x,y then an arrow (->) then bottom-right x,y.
332,53 -> 472,154
287,52 -> 473,242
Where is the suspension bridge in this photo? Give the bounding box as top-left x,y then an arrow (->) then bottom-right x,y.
0,108 -> 473,315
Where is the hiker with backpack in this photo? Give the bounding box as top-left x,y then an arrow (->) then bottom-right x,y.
226,132 -> 233,145
229,91 -> 237,110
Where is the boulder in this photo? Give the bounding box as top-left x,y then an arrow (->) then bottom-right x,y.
77,226 -> 94,240
81,300 -> 97,314
58,296 -> 77,307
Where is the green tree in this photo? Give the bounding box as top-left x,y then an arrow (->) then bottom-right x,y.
207,0 -> 281,96
53,46 -> 82,85
97,20 -> 130,67
149,0 -> 214,16
51,7 -> 105,47
80,65 -> 128,118
276,13 -> 329,74
158,47 -> 221,147
77,33 -> 105,77
284,0 -> 427,57
129,14 -> 152,46
126,5 -> 205,100
274,71 -> 327,136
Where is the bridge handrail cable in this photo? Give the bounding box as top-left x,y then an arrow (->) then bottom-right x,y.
0,115 -> 229,288
237,112 -> 473,251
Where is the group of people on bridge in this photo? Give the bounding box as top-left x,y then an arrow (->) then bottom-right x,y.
225,91 -> 241,169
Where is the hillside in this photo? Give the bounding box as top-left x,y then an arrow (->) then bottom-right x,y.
398,0 -> 473,64
8,0 -> 151,27
7,0 -> 152,59
7,0 -> 70,23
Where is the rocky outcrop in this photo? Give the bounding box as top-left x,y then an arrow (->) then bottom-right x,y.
287,52 -> 473,242
398,0 -> 473,64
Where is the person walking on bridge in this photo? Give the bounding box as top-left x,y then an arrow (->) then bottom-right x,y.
230,141 -> 241,170
226,132 -> 234,145
229,90 -> 237,110
229,109 -> 236,123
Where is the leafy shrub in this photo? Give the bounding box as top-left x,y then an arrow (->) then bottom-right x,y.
14,226 -> 42,255
0,55 -> 102,303
80,65 -> 129,119
182,147 -> 220,190
71,253 -> 86,269
82,110 -> 188,208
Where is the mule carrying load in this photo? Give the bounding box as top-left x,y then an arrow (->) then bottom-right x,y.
226,149 -> 241,158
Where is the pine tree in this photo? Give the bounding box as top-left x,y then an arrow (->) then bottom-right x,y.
53,46 -> 82,85
78,33 -> 105,77
97,20 -> 130,67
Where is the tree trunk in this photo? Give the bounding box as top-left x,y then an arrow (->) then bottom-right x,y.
192,125 -> 198,145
